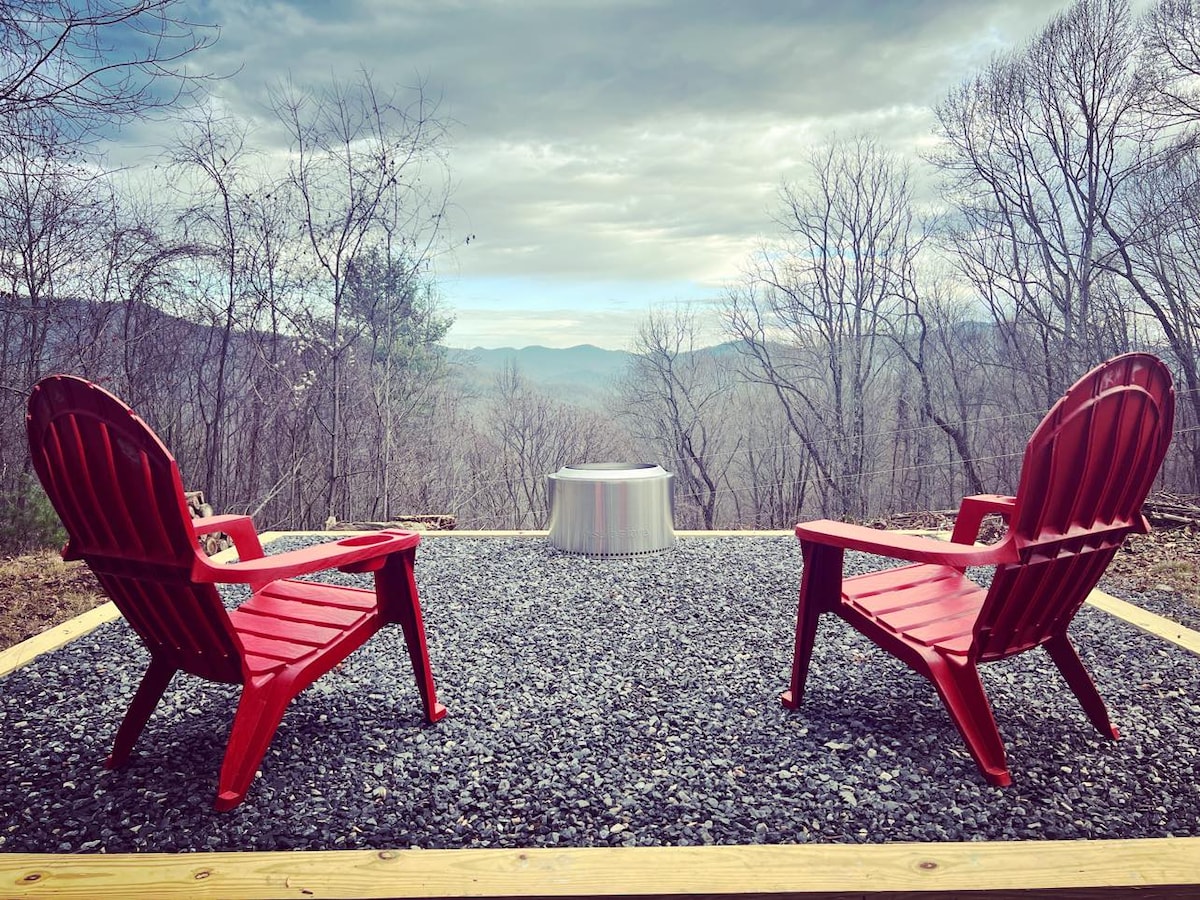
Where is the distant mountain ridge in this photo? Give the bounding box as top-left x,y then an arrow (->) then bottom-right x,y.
447,344 -> 633,404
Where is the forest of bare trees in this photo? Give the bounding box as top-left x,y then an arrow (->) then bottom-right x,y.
2,0 -> 1199,548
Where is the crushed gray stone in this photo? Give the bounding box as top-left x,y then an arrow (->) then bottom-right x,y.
1,536 -> 1198,852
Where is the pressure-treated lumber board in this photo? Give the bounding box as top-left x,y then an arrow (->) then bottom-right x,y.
1085,590 -> 1200,656
5,837 -> 1200,899
0,601 -> 120,678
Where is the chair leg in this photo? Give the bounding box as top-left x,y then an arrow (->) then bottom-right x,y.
376,548 -> 447,724
214,674 -> 296,811
781,542 -> 842,709
106,656 -> 176,769
928,656 -> 1011,787
1044,634 -> 1120,739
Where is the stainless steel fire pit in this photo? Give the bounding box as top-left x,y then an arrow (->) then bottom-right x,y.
546,462 -> 676,556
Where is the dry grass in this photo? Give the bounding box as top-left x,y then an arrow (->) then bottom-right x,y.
0,551 -> 107,651
1104,528 -> 1200,606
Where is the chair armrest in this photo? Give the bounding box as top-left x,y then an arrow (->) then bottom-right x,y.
192,514 -> 265,561
192,530 -> 420,586
949,494 -> 1016,546
795,519 -> 1017,567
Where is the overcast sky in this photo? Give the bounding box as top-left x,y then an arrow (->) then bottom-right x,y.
172,0 -> 1087,350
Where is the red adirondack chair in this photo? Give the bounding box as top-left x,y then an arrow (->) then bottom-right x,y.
26,374 -> 447,810
781,353 -> 1175,786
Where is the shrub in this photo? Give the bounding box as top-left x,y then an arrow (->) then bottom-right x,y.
0,475 -> 66,555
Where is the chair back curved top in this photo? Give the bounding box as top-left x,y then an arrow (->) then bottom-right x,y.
27,374 -> 243,682
975,353 -> 1175,661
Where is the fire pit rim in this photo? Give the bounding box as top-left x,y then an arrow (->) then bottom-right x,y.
554,462 -> 665,478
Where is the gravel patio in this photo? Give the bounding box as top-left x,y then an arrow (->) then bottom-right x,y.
2,535 -> 1198,854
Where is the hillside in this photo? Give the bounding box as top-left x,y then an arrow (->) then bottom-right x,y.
448,344 -> 633,406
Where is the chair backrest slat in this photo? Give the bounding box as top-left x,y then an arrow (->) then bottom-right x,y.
28,376 -> 243,682
976,354 -> 1174,661
94,420 -> 155,556
39,419 -> 104,551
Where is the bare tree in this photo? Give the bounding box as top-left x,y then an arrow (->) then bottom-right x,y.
1144,0 -> 1200,122
471,364 -> 632,529
724,384 -> 812,528
617,307 -> 740,529
1099,150 -> 1200,487
930,0 -> 1179,401
0,115 -> 103,388
270,71 -> 451,522
0,110 -> 115,494
341,248 -> 452,521
165,109 -> 256,507
0,0 -> 216,135
727,137 -> 920,519
934,0 -> 1200,484
887,271 -> 1001,500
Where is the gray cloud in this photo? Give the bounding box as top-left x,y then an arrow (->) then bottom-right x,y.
205,1 -> 1067,128
170,1 -> 1086,345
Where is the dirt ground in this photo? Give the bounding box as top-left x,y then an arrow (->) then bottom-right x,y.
0,550 -> 108,650
1,525 -> 1197,654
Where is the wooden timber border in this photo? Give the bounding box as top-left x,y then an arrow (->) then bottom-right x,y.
3,530 -> 1199,900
